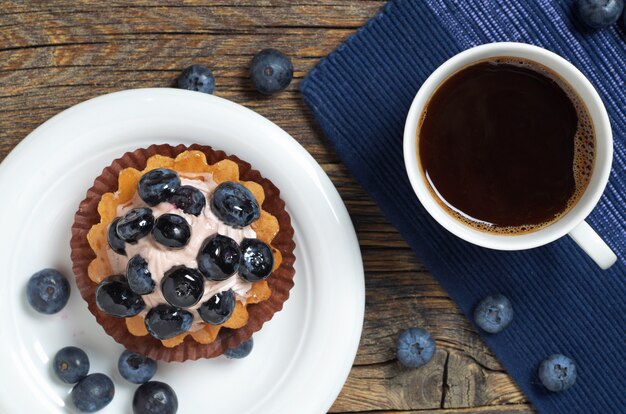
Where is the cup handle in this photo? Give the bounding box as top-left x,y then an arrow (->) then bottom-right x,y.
568,221 -> 617,269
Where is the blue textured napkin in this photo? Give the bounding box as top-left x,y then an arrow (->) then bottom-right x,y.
301,1 -> 625,412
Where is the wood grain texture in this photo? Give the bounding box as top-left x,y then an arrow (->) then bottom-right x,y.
0,1 -> 533,413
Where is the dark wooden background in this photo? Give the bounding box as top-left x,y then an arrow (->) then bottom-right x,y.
0,1 -> 533,413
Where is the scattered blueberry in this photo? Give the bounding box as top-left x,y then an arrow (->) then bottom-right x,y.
152,213 -> 191,249
577,0 -> 624,28
53,346 -> 90,384
116,208 -> 155,244
169,185 -> 206,216
26,269 -> 70,314
250,49 -> 293,95
197,234 -> 241,281
211,182 -> 260,228
107,217 -> 126,255
133,381 -> 178,414
161,266 -> 205,308
224,338 -> 253,359
198,289 -> 236,325
396,328 -> 436,368
177,64 -> 215,95
95,275 -> 145,318
126,255 -> 155,295
71,373 -> 115,413
239,238 -> 274,282
538,354 -> 577,392
118,350 -> 157,384
145,304 -> 193,340
138,169 -> 181,206
473,294 -> 514,334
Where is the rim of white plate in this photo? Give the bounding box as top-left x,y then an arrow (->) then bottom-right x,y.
0,88 -> 365,414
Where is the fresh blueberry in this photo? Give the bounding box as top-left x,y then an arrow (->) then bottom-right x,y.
196,234 -> 241,281
126,255 -> 155,295
152,214 -> 191,249
577,0 -> 624,28
473,294 -> 514,334
53,346 -> 90,384
211,182 -> 260,228
177,64 -> 215,95
133,381 -> 178,414
224,338 -> 253,359
161,266 -> 204,308
95,275 -> 145,318
197,289 -> 236,325
116,208 -> 155,244
169,185 -> 206,216
239,238 -> 274,282
118,350 -> 157,384
107,217 -> 126,255
71,373 -> 115,413
538,354 -> 577,392
396,328 -> 436,368
138,169 -> 181,206
26,268 -> 70,314
145,305 -> 193,340
250,49 -> 293,95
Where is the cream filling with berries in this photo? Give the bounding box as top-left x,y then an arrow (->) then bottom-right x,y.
107,173 -> 255,332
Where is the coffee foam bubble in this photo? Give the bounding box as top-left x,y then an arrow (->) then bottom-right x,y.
423,57 -> 595,235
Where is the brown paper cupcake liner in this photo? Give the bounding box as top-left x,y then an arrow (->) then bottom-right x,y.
70,144 -> 296,362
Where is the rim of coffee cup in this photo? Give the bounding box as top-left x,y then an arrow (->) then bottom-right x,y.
403,42 -> 613,250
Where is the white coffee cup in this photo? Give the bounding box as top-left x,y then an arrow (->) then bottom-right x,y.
403,42 -> 617,269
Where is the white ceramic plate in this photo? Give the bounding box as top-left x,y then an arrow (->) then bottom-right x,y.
0,89 -> 364,414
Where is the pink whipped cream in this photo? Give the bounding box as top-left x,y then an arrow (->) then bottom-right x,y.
106,173 -> 256,332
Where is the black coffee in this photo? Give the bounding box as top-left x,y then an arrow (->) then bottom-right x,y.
418,58 -> 594,234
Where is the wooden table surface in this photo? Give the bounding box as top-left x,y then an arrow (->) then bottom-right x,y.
1,1 -> 534,413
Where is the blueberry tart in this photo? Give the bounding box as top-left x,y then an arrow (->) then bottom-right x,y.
71,144 -> 295,361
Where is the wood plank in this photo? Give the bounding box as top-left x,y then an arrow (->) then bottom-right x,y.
344,405 -> 533,414
330,350 -> 447,412
444,352 -> 526,408
330,350 -> 526,412
357,271 -> 503,370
